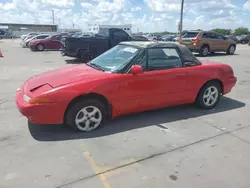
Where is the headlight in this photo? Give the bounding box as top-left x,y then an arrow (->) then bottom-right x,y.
23,94 -> 31,103
23,94 -> 52,104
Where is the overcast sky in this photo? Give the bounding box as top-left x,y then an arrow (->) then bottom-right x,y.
0,0 -> 250,32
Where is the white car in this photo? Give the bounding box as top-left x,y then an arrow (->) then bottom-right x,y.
21,33 -> 39,41
20,34 -> 50,48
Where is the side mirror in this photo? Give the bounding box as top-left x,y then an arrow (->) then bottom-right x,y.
131,65 -> 143,75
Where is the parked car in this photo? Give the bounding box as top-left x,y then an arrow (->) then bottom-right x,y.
131,35 -> 148,41
144,34 -> 157,40
16,41 -> 237,132
29,34 -> 63,51
20,34 -> 50,48
21,33 -> 39,40
161,35 -> 175,42
237,35 -> 250,44
0,30 -> 5,40
179,31 -> 236,56
225,35 -> 238,43
61,28 -> 136,62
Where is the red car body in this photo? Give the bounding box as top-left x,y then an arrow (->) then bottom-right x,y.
16,42 -> 237,127
29,34 -> 62,51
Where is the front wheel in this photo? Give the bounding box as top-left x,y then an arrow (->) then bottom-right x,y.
36,44 -> 45,51
227,45 -> 235,55
196,81 -> 221,109
65,99 -> 106,132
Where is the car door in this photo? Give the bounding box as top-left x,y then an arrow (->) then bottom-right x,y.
214,33 -> 229,51
117,47 -> 187,115
50,35 -> 62,49
209,32 -> 226,51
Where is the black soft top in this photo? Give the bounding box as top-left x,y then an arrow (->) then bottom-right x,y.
120,41 -> 201,64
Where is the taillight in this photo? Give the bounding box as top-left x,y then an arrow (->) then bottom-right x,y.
192,37 -> 200,43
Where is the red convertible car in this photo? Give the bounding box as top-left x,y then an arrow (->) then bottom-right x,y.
29,34 -> 63,51
16,41 -> 237,132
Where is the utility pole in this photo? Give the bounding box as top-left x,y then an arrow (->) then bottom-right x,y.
179,0 -> 184,43
52,10 -> 55,25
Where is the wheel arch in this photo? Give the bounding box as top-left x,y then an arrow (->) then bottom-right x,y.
64,92 -> 113,121
36,43 -> 45,49
195,79 -> 224,100
201,43 -> 210,49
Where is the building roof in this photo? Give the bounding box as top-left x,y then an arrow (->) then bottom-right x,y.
120,41 -> 180,48
0,23 -> 57,27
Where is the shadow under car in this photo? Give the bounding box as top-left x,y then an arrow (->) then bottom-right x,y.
28,96 -> 245,142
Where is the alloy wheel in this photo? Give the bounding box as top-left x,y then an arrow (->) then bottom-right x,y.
202,86 -> 219,107
74,106 -> 102,132
229,46 -> 235,54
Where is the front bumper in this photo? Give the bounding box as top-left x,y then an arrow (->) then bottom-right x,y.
15,89 -> 64,124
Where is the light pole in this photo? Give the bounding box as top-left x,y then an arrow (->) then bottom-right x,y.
179,0 -> 184,43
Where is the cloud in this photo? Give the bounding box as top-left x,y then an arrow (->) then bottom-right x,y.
131,7 -> 142,12
81,2 -> 93,9
244,0 -> 250,11
0,0 -> 249,33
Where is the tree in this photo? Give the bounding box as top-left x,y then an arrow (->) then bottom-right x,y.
211,28 -> 231,35
234,27 -> 249,35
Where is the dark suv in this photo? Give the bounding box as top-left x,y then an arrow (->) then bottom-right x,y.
179,31 -> 236,56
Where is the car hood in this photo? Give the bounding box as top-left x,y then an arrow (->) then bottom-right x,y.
24,64 -> 108,91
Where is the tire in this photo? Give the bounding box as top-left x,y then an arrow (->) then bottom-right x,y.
196,81 -> 222,109
36,44 -> 45,51
227,45 -> 235,55
199,45 -> 209,57
80,50 -> 92,63
65,99 -> 106,132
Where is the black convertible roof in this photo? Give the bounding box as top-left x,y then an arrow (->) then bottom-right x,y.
120,41 -> 201,64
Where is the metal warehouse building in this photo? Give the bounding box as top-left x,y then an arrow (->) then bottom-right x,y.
0,23 -> 58,37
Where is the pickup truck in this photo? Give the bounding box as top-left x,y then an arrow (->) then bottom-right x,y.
61,28 -> 145,62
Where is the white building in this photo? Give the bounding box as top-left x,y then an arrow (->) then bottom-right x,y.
88,24 -> 132,35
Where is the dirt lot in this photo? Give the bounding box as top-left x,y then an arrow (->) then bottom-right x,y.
0,39 -> 250,188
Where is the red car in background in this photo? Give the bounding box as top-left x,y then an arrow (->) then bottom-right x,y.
16,41 -> 237,132
29,34 -> 63,51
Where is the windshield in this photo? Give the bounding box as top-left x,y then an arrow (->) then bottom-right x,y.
88,45 -> 140,72
182,32 -> 199,38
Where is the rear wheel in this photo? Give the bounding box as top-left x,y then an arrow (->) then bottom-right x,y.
36,44 -> 45,51
227,45 -> 235,55
65,99 -> 106,132
196,81 -> 221,109
199,45 -> 209,57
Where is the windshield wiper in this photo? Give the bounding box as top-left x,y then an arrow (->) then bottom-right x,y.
88,62 -> 105,72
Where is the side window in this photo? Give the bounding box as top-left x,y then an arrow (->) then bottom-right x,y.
113,30 -> 129,40
202,33 -> 209,38
52,35 -> 61,41
37,36 -> 45,39
147,48 -> 182,71
214,33 -> 224,40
